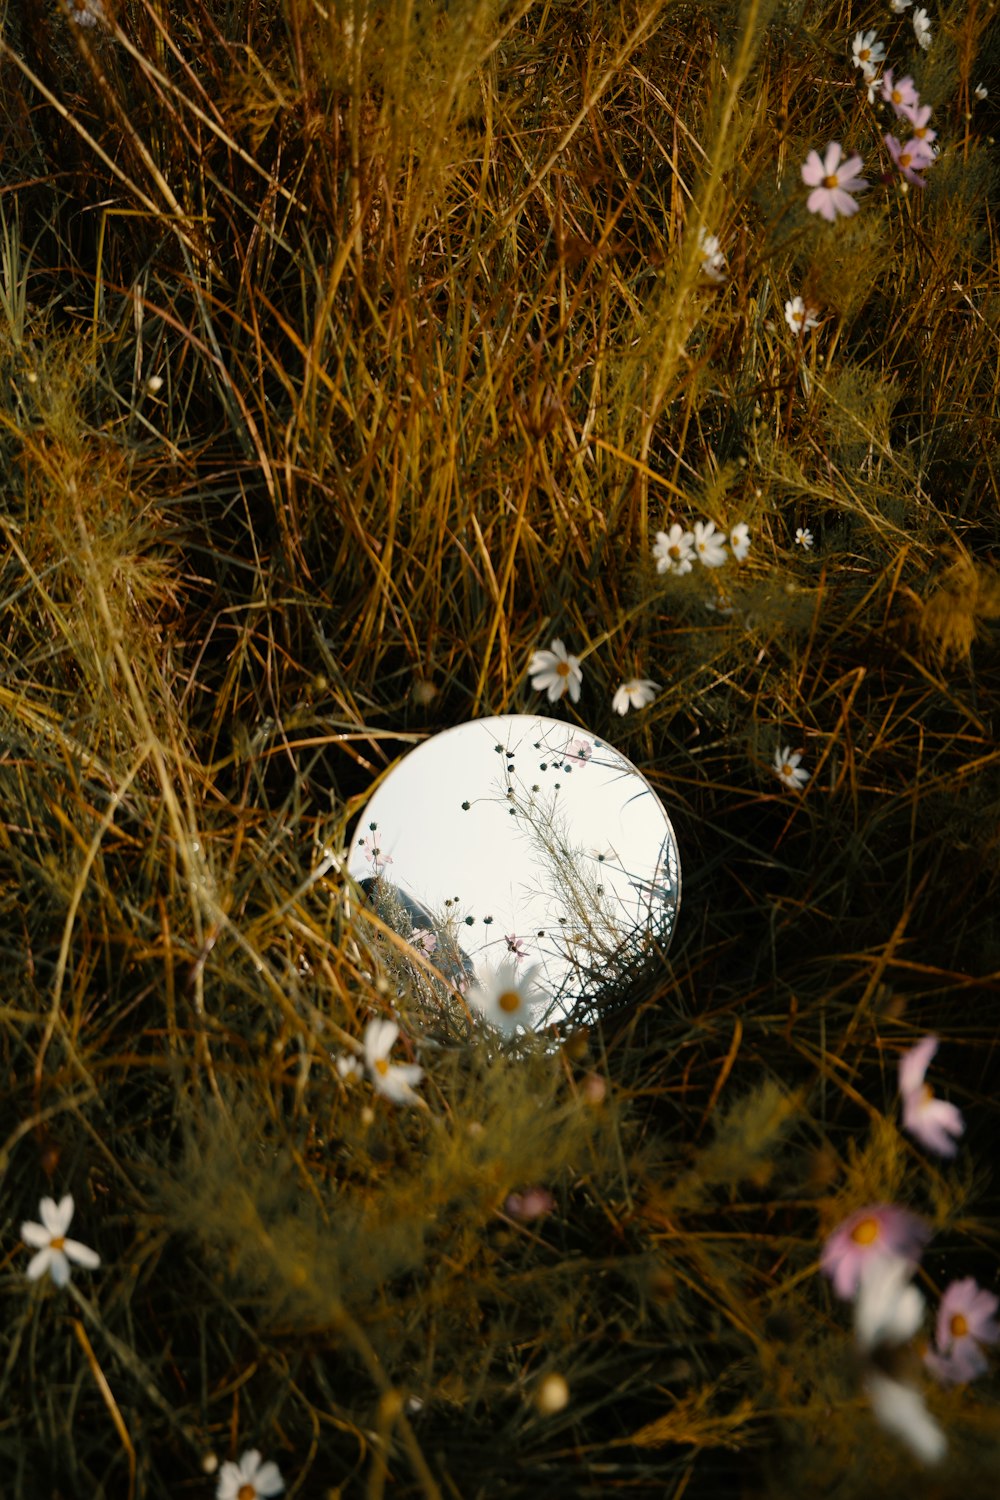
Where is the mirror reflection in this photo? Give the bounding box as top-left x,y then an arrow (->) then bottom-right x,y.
347,714 -> 681,1025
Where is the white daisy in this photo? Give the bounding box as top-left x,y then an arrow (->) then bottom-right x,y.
528,639 -> 583,704
784,297 -> 819,335
216,1448 -> 285,1500
692,519 -> 727,568
864,1372 -> 946,1464
851,30 -> 885,73
889,0 -> 912,10
335,1053 -> 363,1082
912,6 -> 932,49
974,83 -> 987,101
854,1254 -> 926,1356
63,0 -> 107,24
729,522 -> 751,561
467,958 -> 547,1037
363,1019 -> 423,1104
653,524 -> 695,575
21,1194 -> 100,1287
697,227 -> 727,283
773,746 -> 808,790
795,527 -> 814,550
611,678 -> 660,715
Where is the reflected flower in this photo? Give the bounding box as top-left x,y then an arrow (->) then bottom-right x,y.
216,1449 -> 284,1500
692,519 -> 727,568
899,1035 -> 964,1156
612,678 -> 660,715
821,1204 -> 929,1300
924,1278 -> 1000,1385
363,1018 -> 423,1104
21,1194 -> 100,1287
468,958 -> 547,1036
563,735 -> 593,765
358,833 -> 392,870
528,639 -> 583,704
653,524 -> 695,575
773,745 -> 808,790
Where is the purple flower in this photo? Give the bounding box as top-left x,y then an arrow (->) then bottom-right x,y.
884,134 -> 936,188
925,1278 -> 1000,1385
505,1187 -> 555,1221
898,1036 -> 964,1156
801,143 -> 868,222
881,70 -> 921,115
898,101 -> 937,145
821,1205 -> 930,1300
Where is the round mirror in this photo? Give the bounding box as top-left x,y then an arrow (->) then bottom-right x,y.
347,714 -> 681,1025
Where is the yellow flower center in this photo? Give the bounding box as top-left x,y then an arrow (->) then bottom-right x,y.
823,173 -> 839,189
859,47 -> 870,61
901,151 -> 913,169
950,1313 -> 969,1339
556,660 -> 570,677
498,990 -> 522,1014
374,1058 -> 390,1076
921,1082 -> 934,1103
50,1236 -> 66,1251
850,1217 -> 880,1246
891,89 -> 902,104
782,763 -> 794,778
915,125 -> 928,138
669,544 -> 681,559
238,1486 -> 256,1500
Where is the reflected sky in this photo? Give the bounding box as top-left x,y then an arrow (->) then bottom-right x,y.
347,714 -> 680,1021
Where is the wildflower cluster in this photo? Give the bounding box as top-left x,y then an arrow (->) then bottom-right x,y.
804,21 -> 942,224
526,518 -> 748,718
819,1037 -> 997,1461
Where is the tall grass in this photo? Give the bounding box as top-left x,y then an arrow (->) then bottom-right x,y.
0,0 -> 998,1495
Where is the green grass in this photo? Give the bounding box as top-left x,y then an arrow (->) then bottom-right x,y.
0,0 -> 998,1495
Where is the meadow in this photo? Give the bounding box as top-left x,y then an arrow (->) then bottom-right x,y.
0,0 -> 999,1495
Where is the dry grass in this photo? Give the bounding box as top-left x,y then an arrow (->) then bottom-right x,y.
0,0 -> 998,1495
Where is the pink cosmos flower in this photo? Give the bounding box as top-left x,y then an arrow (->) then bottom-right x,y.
898,101 -> 937,145
898,1036 -> 964,1156
505,1187 -> 555,1221
358,832 -> 392,870
924,1278 -> 1000,1385
563,735 -> 593,765
409,927 -> 437,955
504,933 -> 528,959
881,69 -> 920,115
821,1205 -> 930,1300
884,134 -> 936,188
801,143 -> 868,222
